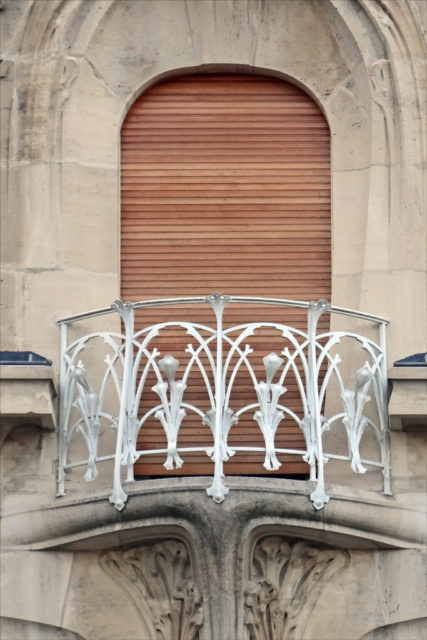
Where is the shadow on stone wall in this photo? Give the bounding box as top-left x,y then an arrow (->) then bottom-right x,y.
0,617 -> 85,640
361,617 -> 427,640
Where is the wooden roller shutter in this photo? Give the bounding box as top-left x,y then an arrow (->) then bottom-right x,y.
121,74 -> 331,477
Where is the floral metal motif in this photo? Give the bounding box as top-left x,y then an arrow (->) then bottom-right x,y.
205,291 -> 230,314
71,360 -> 100,481
254,353 -> 286,471
57,294 -> 391,511
341,363 -> 374,473
203,407 -> 238,462
153,355 -> 186,470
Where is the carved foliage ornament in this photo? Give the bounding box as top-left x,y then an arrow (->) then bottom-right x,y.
99,539 -> 203,640
244,537 -> 350,640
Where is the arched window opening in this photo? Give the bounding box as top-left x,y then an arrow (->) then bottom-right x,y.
120,74 -> 331,477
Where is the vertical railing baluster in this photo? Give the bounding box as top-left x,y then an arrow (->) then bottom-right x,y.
206,293 -> 230,503
109,300 -> 134,511
305,326 -> 317,482
379,321 -> 391,495
125,329 -> 137,484
57,322 -> 68,497
308,300 -> 331,510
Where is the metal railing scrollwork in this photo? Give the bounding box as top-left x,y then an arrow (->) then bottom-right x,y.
57,294 -> 391,510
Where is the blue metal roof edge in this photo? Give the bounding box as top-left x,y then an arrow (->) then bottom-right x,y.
393,352 -> 427,367
0,351 -> 52,366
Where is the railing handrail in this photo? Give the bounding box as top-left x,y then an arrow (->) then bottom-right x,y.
57,295 -> 389,326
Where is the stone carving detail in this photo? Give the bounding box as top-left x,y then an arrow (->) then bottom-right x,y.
244,537 -> 349,640
99,539 -> 203,640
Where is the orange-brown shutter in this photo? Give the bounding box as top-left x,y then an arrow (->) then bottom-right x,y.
121,74 -> 331,477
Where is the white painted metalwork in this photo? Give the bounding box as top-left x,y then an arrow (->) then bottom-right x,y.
57,294 -> 391,511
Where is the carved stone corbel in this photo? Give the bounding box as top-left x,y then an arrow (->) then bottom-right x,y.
99,539 -> 203,640
244,537 -> 350,640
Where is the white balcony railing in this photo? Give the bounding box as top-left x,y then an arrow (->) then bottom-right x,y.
57,294 -> 390,510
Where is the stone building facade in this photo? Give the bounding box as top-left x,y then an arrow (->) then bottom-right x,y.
1,1 -> 426,639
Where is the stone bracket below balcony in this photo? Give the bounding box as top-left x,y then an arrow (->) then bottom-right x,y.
0,364 -> 57,432
2,477 -> 425,552
388,365 -> 427,431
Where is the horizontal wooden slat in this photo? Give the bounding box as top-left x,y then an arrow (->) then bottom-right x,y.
122,265 -> 331,274
121,239 -> 331,247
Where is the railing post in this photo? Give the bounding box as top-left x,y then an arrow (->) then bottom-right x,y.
379,321 -> 391,495
57,322 -> 68,497
307,300 -> 331,509
206,293 -> 230,503
109,300 -> 134,510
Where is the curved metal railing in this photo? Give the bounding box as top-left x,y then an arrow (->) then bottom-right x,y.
57,294 -> 390,510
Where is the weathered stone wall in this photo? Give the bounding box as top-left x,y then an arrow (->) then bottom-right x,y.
1,1 -> 426,639
1,515 -> 426,640
1,0 -> 426,365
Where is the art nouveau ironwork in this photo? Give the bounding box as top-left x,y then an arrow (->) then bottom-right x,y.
57,294 -> 390,511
